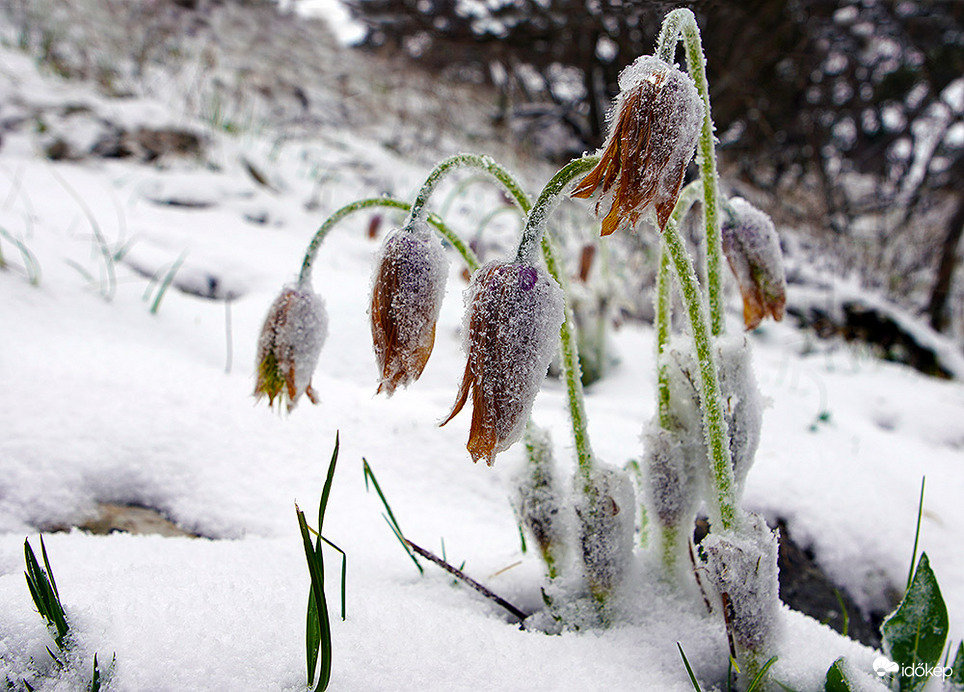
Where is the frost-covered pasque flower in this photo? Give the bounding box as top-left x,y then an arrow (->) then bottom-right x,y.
254,282 -> 328,411
721,198 -> 787,331
571,55 -> 703,235
576,464 -> 635,598
441,261 -> 565,466
370,222 -> 448,396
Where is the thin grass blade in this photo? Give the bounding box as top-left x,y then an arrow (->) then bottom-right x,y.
676,642 -> 704,692
744,656 -> 777,692
363,459 -> 422,573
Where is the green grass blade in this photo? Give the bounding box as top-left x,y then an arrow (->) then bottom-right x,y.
950,641 -> 963,688
676,643 -> 704,692
297,505 -> 331,691
317,432 -> 339,533
906,477 -> 925,592
745,656 -> 778,692
306,588 -> 320,686
320,536 -> 347,621
24,537 -> 68,649
363,459 -> 422,574
149,250 -> 187,314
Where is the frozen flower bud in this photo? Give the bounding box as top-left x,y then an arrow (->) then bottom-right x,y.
700,513 -> 780,659
642,426 -> 701,531
576,465 -> 636,598
572,55 -> 703,235
441,261 -> 565,466
721,198 -> 787,331
370,222 -> 449,396
254,282 -> 328,411
513,424 -> 568,576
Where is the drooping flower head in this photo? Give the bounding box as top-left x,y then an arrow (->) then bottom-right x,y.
441,261 -> 565,466
254,282 -> 328,411
370,222 -> 449,396
572,56 -> 703,235
721,197 -> 787,331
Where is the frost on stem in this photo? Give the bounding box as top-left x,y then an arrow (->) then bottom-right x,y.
254,282 -> 328,411
576,464 -> 636,599
721,197 -> 787,331
571,55 -> 703,235
662,336 -> 763,499
700,513 -> 780,668
441,261 -> 565,466
370,221 -> 449,396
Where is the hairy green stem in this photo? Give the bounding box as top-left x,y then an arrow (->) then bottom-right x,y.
662,222 -> 738,532
408,153 -> 530,226
298,198 -> 479,286
656,8 -> 725,337
540,234 -> 594,478
515,156 -> 600,264
656,182 -> 703,429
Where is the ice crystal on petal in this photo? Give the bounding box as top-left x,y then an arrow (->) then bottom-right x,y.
701,513 -> 780,656
721,197 -> 787,330
572,55 -> 703,235
254,282 -> 328,411
370,222 -> 449,396
441,261 -> 565,466
576,464 -> 636,598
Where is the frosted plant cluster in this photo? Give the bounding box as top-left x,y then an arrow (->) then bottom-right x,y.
370,221 -> 449,396
575,464 -> 636,598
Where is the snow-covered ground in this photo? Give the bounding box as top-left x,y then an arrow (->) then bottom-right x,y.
1,7 -> 963,691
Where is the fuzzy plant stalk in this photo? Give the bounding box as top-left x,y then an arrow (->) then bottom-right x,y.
299,196 -> 480,286
516,156 -> 602,484
661,219 -> 738,532
656,8 -> 726,338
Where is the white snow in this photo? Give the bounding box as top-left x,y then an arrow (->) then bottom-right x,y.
1,12 -> 963,692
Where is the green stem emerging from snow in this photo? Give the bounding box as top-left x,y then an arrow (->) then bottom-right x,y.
298,198 -> 479,286
656,9 -> 725,337
662,221 -> 738,532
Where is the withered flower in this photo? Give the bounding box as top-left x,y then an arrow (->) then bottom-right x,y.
721,197 -> 787,330
254,282 -> 328,411
370,222 -> 449,396
572,56 -> 703,235
441,261 -> 565,466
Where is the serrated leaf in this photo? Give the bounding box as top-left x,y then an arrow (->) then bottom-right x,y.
824,657 -> 855,692
881,552 -> 948,692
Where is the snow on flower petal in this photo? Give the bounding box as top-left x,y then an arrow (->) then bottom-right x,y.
440,261 -> 565,466
571,55 -> 703,235
254,282 -> 328,412
370,221 -> 449,396
721,197 -> 787,331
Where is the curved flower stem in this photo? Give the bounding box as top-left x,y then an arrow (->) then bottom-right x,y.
540,234 -> 594,480
298,197 -> 479,286
407,153 -> 530,226
656,9 -> 725,337
515,156 -> 601,265
656,181 -> 704,429
662,221 -> 738,532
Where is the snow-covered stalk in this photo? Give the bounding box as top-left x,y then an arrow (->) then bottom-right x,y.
406,153 -> 530,228
655,181 -> 703,430
662,221 -> 738,532
656,9 -> 726,337
299,197 -> 480,286
516,157 -> 601,483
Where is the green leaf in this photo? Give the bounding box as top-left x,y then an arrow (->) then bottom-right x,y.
363,458 -> 422,574
881,552 -> 948,692
676,642 -> 704,692
23,537 -> 69,651
950,641 -> 964,689
318,432 -> 339,534
824,657 -> 855,692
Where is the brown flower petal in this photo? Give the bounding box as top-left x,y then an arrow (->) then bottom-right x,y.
572,56 -> 703,235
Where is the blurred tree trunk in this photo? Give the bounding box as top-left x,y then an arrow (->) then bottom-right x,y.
926,192 -> 964,333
